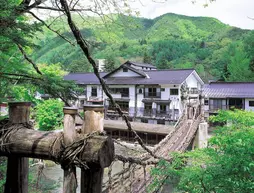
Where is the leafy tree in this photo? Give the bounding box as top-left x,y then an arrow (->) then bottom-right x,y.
36,99 -> 64,131
150,110 -> 254,193
104,55 -> 120,72
143,50 -> 152,64
67,57 -> 92,72
225,46 -> 251,81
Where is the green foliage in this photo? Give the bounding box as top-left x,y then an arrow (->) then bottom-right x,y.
36,99 -> 64,131
151,110 -> 254,193
0,157 -> 6,192
104,55 -> 120,72
31,13 -> 252,82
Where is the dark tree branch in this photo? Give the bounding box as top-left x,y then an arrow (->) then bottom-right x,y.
16,44 -> 43,75
27,11 -> 75,46
59,0 -> 162,160
0,72 -> 42,80
34,6 -> 92,12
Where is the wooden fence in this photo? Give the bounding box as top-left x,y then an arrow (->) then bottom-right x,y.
0,102 -> 114,193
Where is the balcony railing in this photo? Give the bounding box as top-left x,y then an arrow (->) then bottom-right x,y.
209,105 -> 244,112
88,96 -> 103,102
144,92 -> 161,98
107,107 -> 129,113
156,110 -> 170,118
143,109 -> 153,117
189,89 -> 200,94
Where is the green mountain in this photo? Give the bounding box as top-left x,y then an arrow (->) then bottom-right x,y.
32,13 -> 254,81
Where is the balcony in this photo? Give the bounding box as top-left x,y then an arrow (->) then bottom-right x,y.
156,110 -> 170,118
144,92 -> 161,98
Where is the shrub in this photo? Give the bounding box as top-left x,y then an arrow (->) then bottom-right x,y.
36,99 -> 64,131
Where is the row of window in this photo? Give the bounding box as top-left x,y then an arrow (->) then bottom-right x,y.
204,99 -> 254,109
91,87 -> 179,97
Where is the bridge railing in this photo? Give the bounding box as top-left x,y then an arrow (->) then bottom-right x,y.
0,102 -> 114,193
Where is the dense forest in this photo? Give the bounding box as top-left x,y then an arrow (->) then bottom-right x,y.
32,13 -> 254,82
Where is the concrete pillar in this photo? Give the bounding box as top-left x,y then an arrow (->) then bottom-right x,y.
194,122 -> 208,148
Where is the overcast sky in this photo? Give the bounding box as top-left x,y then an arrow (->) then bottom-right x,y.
129,0 -> 254,30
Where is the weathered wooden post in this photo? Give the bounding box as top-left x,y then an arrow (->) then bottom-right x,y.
5,102 -> 31,193
81,105 -> 105,193
62,107 -> 78,193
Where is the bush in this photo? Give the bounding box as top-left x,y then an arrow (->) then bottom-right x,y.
36,99 -> 64,131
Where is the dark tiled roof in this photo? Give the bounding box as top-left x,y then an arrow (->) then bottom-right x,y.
203,82 -> 254,98
126,61 -> 157,69
64,69 -> 195,85
103,63 -> 147,79
64,72 -> 106,84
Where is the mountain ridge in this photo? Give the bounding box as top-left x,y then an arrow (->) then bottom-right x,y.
32,12 -> 253,81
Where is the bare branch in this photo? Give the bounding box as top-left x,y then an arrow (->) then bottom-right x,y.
27,11 -> 75,46
16,44 -> 43,75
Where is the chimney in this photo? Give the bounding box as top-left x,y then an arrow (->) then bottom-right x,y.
96,59 -> 106,72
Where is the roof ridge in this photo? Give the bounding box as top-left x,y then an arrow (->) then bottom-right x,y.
145,68 -> 195,72
209,82 -> 254,84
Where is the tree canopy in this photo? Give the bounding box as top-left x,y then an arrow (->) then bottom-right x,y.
150,110 -> 254,193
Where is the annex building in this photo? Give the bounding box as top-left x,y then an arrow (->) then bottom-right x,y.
203,82 -> 254,119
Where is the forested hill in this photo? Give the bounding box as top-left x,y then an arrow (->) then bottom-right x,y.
32,13 -> 254,82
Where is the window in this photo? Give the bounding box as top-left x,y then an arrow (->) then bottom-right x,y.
157,119 -> 165,125
159,104 -> 167,112
161,88 -> 165,92
123,67 -> 128,72
144,103 -> 152,110
170,89 -> 179,95
249,101 -> 254,107
92,102 -> 103,105
210,99 -> 222,110
204,100 -> 209,105
144,103 -> 152,116
91,87 -> 97,97
118,101 -> 129,111
141,118 -> 148,123
148,87 -> 157,97
138,88 -> 143,94
110,88 -> 129,97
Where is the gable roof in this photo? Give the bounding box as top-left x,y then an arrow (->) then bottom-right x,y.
102,63 -> 147,79
125,61 -> 157,69
203,82 -> 254,98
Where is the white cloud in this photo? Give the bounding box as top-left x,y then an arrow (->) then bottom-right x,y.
130,0 -> 254,29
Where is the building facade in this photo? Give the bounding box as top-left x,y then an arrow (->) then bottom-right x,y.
65,61 -> 204,125
203,82 -> 254,119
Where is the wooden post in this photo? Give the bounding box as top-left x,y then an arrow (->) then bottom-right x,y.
81,105 -> 104,193
5,102 -> 31,193
62,107 -> 78,193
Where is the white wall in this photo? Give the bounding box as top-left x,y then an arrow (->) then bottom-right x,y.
185,73 -> 201,89
245,99 -> 254,111
161,87 -> 170,100
111,68 -> 142,77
